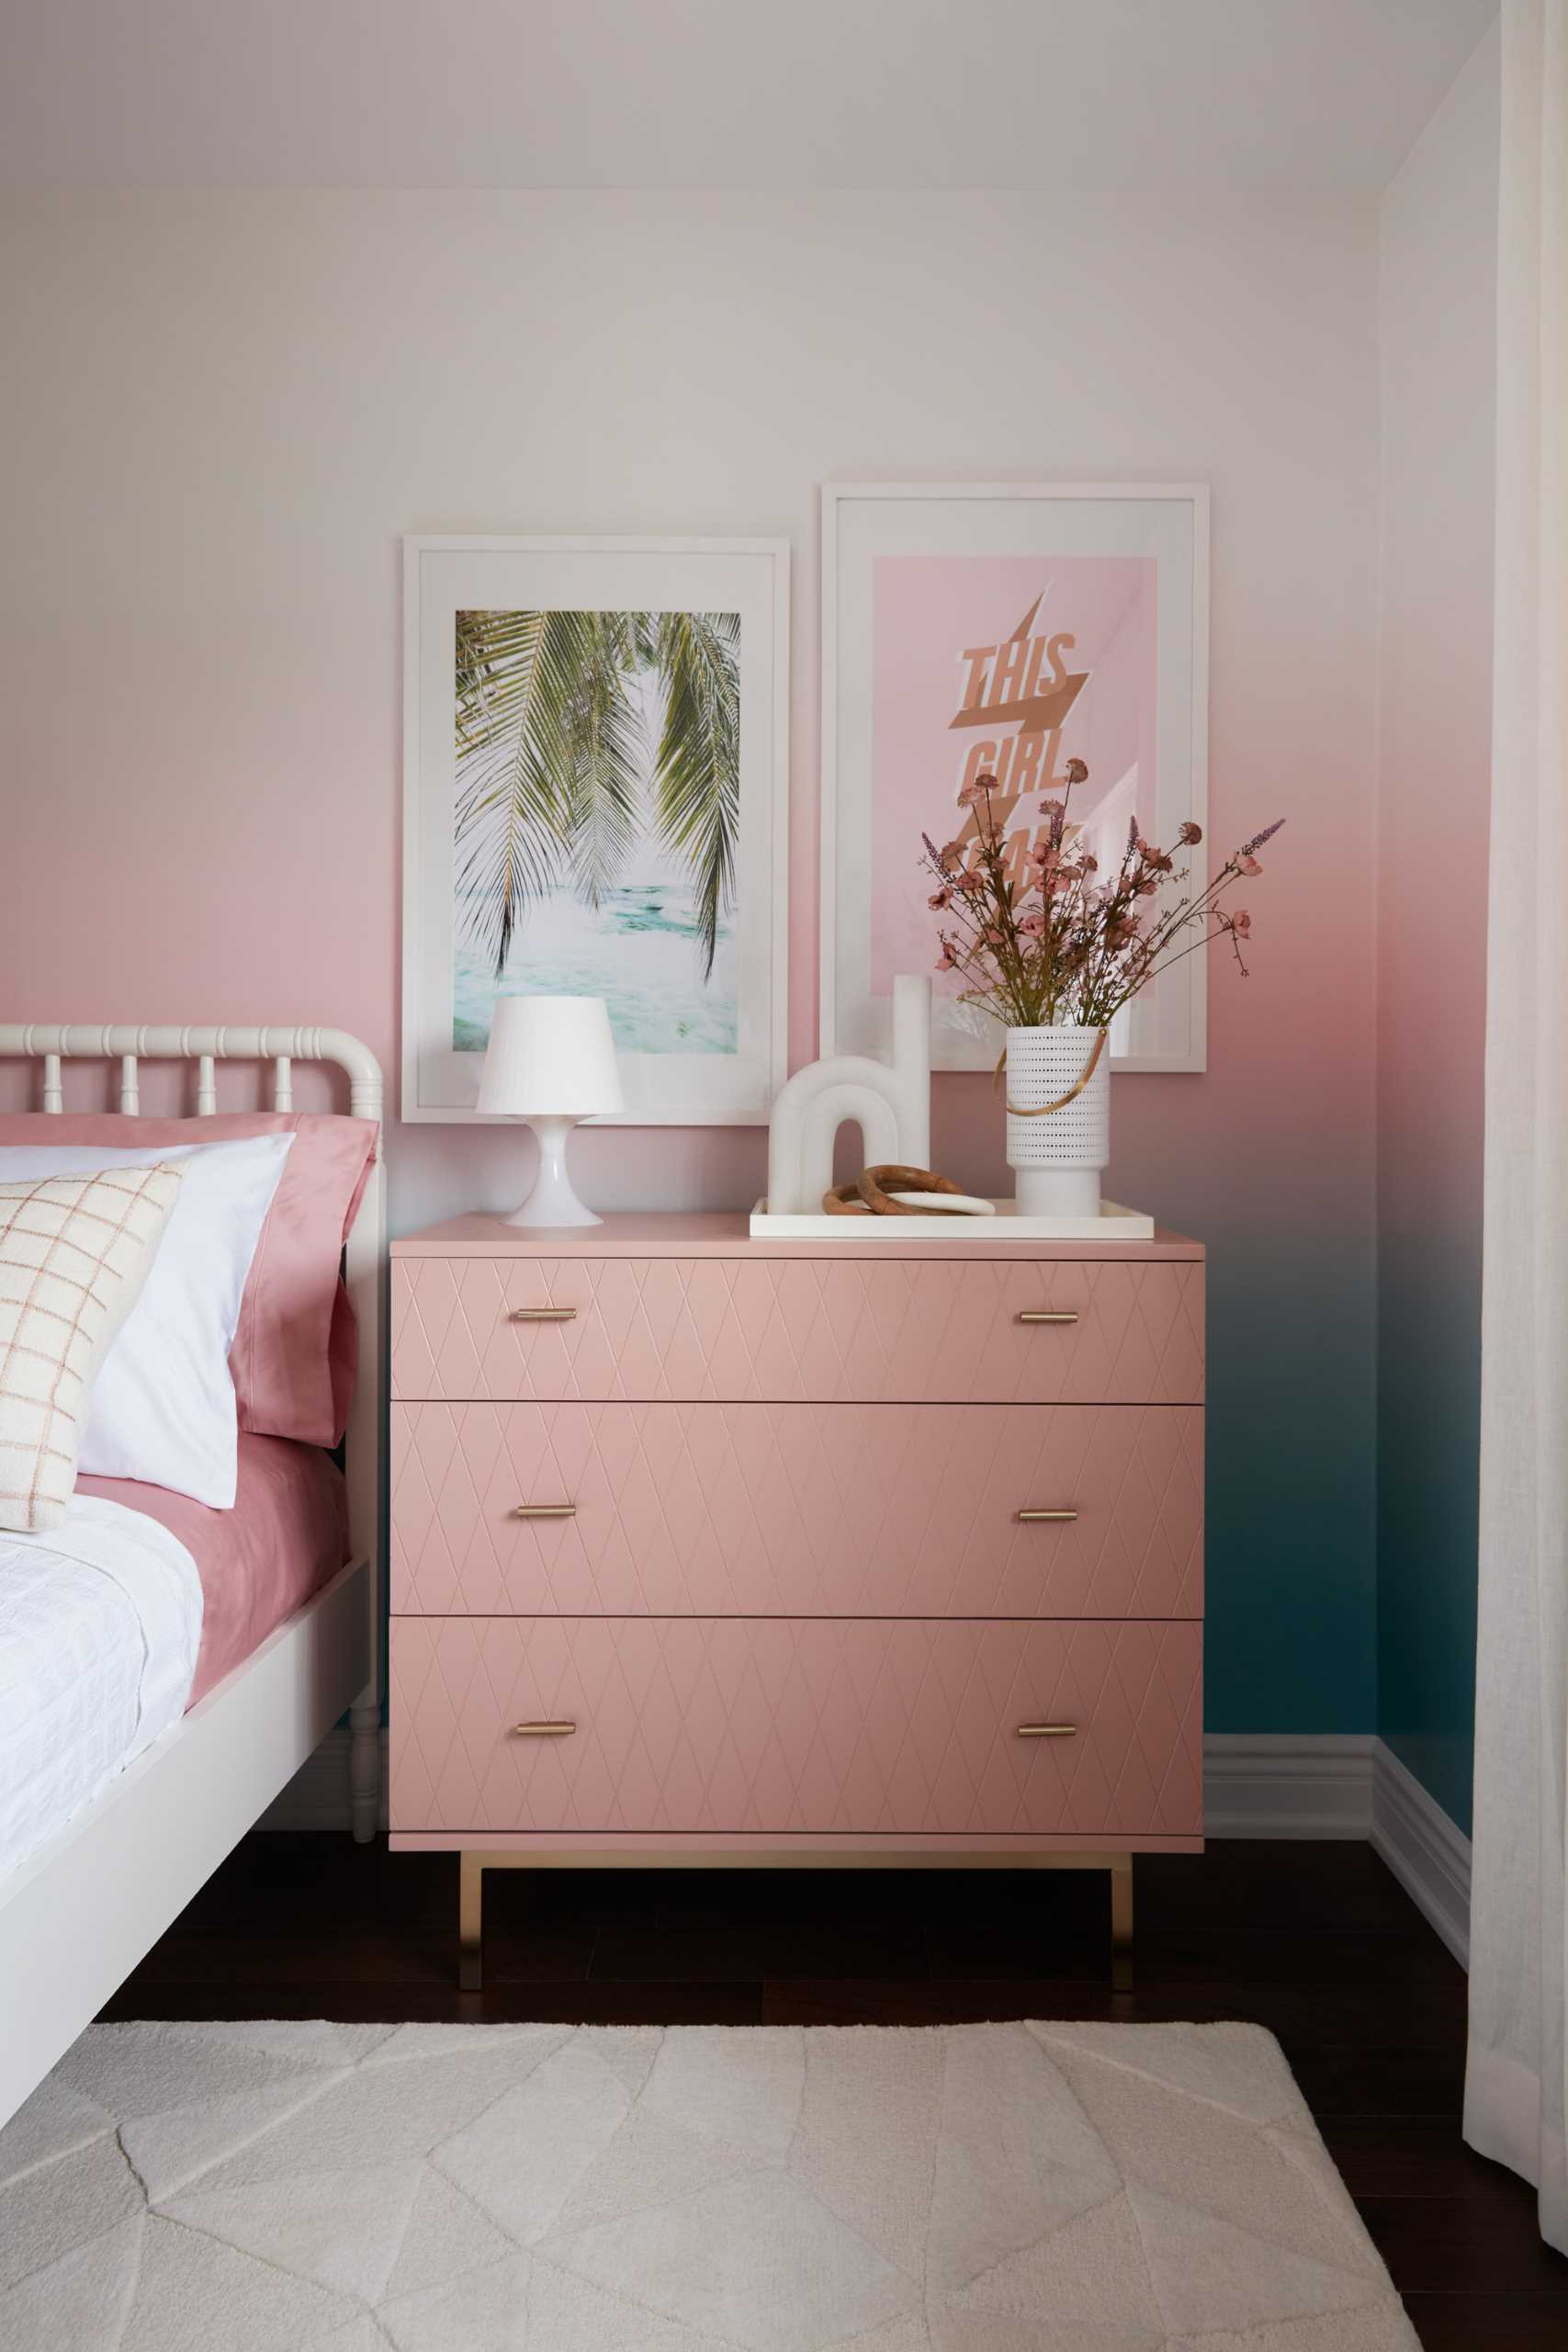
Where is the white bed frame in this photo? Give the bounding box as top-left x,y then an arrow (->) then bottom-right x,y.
0,1024 -> 384,2129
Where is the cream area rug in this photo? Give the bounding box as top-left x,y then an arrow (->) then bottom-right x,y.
0,2019 -> 1417,2350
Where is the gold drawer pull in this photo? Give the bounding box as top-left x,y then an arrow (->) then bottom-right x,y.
512,1502 -> 577,1520
1017,1723 -> 1077,1738
1016,1310 -> 1078,1325
510,1306 -> 577,1323
1016,1508 -> 1077,1523
511,1721 -> 576,1737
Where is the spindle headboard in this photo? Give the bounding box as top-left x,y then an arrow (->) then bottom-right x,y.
1,1023 -> 382,1122
0,1022 -> 386,1836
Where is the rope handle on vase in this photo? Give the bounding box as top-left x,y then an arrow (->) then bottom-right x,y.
992,1026 -> 1110,1116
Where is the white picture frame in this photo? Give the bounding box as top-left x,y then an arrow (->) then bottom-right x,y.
403,535 -> 790,1125
820,482 -> 1211,1074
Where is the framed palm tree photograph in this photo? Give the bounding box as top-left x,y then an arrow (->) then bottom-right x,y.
403,537 -> 789,1123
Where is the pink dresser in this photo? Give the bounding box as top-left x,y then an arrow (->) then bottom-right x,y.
388,1213 -> 1205,1986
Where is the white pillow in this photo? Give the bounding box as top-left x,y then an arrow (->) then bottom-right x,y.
0,1162 -> 186,1532
0,1136 -> 294,1509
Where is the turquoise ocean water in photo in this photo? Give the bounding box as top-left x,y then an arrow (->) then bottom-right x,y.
454,878 -> 738,1054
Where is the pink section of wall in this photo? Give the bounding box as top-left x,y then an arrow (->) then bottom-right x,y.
0,190 -> 1377,1198
0,189 -> 1381,1729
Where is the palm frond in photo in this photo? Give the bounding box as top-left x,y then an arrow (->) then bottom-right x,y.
454,605 -> 740,979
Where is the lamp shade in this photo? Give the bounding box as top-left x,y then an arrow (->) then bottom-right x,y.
476,996 -> 625,1118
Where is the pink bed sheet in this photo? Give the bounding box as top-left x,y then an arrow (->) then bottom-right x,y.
77,1435 -> 350,1706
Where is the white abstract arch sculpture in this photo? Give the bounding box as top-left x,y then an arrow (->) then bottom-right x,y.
766,976 -> 932,1214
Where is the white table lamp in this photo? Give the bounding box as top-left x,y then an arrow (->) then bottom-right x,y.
477,995 -> 625,1227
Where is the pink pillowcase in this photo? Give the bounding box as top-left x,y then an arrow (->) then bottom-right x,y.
0,1112 -> 378,1445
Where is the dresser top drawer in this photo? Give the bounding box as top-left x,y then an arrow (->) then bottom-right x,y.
393,1254 -> 1204,1405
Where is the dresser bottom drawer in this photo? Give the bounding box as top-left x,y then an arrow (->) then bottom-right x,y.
389,1616 -> 1201,1838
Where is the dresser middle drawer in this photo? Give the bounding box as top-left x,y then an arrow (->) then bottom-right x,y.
391,1400 -> 1202,1620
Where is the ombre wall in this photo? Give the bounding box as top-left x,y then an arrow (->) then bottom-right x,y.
1375,27 -> 1499,1834
1,187 -> 1385,1736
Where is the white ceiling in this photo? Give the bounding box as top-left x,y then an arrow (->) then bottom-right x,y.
0,0 -> 1497,193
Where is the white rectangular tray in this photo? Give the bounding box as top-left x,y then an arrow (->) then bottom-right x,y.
749,1199 -> 1156,1241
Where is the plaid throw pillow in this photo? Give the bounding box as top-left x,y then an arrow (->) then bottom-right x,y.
0,1163 -> 186,1533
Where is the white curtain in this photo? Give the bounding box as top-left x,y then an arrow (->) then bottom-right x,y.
1464,0 -> 1568,2256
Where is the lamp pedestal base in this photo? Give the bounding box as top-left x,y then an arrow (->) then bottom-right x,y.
501,1116 -> 603,1229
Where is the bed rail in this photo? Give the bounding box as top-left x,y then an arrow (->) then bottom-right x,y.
0,1021 -> 385,1841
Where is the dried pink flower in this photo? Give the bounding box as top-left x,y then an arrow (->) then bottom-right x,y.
917,775 -> 1280,1026
1065,758 -> 1089,784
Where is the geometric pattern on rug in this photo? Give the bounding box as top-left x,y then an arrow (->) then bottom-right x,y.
0,2019 -> 1419,2350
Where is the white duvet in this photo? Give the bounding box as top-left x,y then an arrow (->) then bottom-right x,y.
0,1498 -> 203,1880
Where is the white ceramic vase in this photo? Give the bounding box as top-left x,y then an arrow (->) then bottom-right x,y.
764,975 -> 931,1214
1004,1023 -> 1110,1219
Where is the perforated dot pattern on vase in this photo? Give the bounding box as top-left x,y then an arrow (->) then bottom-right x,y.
1005,1026 -> 1111,1168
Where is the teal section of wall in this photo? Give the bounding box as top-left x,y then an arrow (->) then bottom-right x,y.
1100,1124 -> 1380,1741
1377,1238 -> 1483,1834
1202,1236 -> 1379,1736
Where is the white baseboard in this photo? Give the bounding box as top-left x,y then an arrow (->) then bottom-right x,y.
1203,1733 -> 1472,1966
259,1725 -> 1472,1965
1370,1738 -> 1472,1968
1201,1735 -> 1376,1838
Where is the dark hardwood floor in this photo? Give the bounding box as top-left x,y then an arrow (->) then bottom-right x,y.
101,1834 -> 1562,2347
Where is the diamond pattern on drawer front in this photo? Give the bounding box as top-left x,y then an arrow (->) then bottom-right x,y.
389,1617 -> 1202,1837
391,1402 -> 1203,1620
391,1256 -> 1204,1405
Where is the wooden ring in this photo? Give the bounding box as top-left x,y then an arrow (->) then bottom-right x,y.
855,1164 -> 966,1216
821,1182 -> 872,1215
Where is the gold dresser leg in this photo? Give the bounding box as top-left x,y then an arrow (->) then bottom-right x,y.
458,1854 -> 484,1991
1111,1858 -> 1134,1992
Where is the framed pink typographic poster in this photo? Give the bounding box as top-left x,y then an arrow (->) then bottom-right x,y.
820,483 -> 1210,1072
